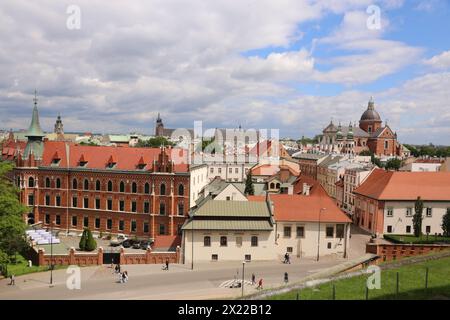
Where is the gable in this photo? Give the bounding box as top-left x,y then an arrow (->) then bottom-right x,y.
214,184 -> 247,201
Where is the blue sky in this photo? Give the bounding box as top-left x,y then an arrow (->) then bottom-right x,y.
1,0 -> 450,144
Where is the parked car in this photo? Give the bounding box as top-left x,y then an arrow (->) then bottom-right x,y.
122,239 -> 138,248
132,241 -> 142,249
110,234 -> 128,247
140,240 -> 152,250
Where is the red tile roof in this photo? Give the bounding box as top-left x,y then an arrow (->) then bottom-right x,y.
40,141 -> 189,172
354,168 -> 450,201
248,193 -> 351,223
1,139 -> 27,161
251,164 -> 299,177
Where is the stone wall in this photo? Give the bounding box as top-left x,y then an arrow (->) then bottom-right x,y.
366,243 -> 450,262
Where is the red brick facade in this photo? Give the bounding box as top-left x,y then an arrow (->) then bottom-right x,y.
15,145 -> 190,241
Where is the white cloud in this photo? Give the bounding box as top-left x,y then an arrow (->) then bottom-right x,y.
424,50 -> 450,70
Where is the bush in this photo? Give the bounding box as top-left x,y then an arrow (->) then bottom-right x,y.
79,229 -> 87,251
85,229 -> 97,252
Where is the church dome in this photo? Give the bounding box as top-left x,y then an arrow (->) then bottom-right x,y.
360,97 -> 381,122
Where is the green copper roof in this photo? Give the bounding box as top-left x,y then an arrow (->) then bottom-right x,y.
181,219 -> 273,231
193,200 -> 271,218
25,105 -> 45,138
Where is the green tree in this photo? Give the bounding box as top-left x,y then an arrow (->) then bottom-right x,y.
136,137 -> 174,148
196,138 -> 223,154
0,161 -> 27,265
413,196 -> 424,237
359,150 -> 373,156
371,154 -> 383,168
0,250 -> 10,276
244,171 -> 255,196
442,209 -> 450,237
79,229 -> 87,251
85,229 -> 97,252
385,158 -> 402,171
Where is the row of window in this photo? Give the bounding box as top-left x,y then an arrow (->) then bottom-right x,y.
44,214 -> 182,235
386,207 -> 443,218
25,177 -> 185,196
386,225 -> 433,234
203,236 -> 258,247
283,224 -> 345,239
40,195 -> 185,215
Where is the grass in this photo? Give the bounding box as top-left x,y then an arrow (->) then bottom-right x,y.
1,254 -> 66,277
269,256 -> 450,300
384,234 -> 450,244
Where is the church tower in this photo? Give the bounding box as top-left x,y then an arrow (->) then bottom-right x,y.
54,114 -> 64,135
155,113 -> 165,137
23,91 -> 46,162
359,97 -> 382,134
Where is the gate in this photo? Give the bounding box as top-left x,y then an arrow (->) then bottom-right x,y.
103,248 -> 120,265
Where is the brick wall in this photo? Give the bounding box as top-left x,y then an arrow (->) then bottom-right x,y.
366,243 -> 450,262
33,246 -> 180,266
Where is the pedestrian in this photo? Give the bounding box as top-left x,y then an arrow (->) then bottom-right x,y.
165,259 -> 169,271
287,253 -> 291,264
257,278 -> 263,290
117,264 -> 121,274
9,274 -> 15,286
251,273 -> 256,285
283,252 -> 288,264
122,271 -> 128,283
284,272 -> 289,284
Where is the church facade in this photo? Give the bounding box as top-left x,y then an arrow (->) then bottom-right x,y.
319,98 -> 404,157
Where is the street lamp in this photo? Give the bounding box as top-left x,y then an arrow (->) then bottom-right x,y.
50,220 -> 54,286
191,218 -> 194,270
317,208 -> 326,262
241,261 -> 246,298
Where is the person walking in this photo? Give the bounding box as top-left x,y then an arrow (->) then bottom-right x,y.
284,272 -> 289,284
122,271 -> 128,283
286,253 -> 291,264
9,274 -> 15,286
257,278 -> 263,290
165,259 -> 169,271
251,273 -> 256,285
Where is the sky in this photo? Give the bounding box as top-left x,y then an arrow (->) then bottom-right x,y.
0,0 -> 450,144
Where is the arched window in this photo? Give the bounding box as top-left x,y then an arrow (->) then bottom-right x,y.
178,203 -> 184,216
178,184 -> 184,196
159,202 -> 166,215
28,177 -> 34,188
84,179 -> 89,190
160,183 -> 166,195
270,183 -> 275,189
96,180 -> 101,191
16,176 -> 20,187
132,182 -> 137,193
204,236 -> 211,247
56,178 -> 61,189
276,183 -> 280,189
45,177 -> 50,188
107,180 -> 113,192
72,178 -> 78,189
251,236 -> 258,247
120,181 -> 125,193
144,183 -> 150,194
220,236 -> 227,247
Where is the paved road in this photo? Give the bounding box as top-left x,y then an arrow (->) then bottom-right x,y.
0,226 -> 371,300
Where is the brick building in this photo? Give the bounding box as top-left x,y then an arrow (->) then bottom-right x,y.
14,102 -> 190,243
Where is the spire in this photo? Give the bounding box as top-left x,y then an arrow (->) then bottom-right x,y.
347,122 -> 354,140
25,91 -> 45,138
368,96 -> 375,110
54,112 -> 64,134
336,122 -> 343,140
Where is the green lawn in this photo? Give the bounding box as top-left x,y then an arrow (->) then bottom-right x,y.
384,234 -> 450,244
269,256 -> 450,300
1,254 -> 66,277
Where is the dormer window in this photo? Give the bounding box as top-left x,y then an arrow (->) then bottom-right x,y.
78,154 -> 88,167
137,156 -> 146,170
106,155 -> 116,169
51,151 -> 61,166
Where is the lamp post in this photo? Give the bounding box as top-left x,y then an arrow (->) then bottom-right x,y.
50,220 -> 54,286
317,208 -> 326,262
191,218 -> 194,270
241,261 -> 246,298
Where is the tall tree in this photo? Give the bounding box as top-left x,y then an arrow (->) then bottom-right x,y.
413,196 -> 424,237
385,158 -> 402,171
244,171 -> 255,196
0,161 -> 27,264
442,209 -> 450,237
